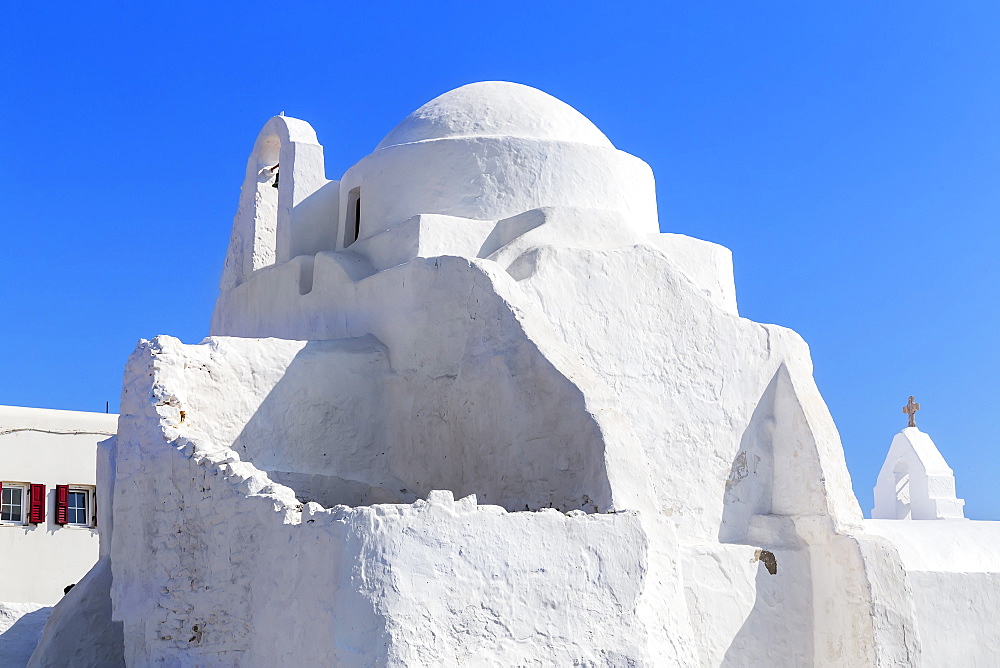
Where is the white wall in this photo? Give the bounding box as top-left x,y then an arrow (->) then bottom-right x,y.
104,83 -> 928,665
865,520 -> 1000,666
0,602 -> 51,667
197,82 -> 922,664
107,335 -> 676,663
338,137 -> 658,244
0,406 -> 113,604
337,82 -> 658,243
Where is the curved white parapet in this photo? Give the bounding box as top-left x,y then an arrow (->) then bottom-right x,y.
872,427 -> 965,520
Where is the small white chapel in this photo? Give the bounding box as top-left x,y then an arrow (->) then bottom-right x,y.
17,82 -> 1000,667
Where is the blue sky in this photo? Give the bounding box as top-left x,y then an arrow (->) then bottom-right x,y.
1,3 -> 997,518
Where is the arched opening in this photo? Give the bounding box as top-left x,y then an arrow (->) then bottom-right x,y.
249,135 -> 282,270
256,136 -> 281,194
893,459 -> 911,520
344,187 -> 361,248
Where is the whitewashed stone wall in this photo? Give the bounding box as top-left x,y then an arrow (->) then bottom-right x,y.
37,82 -> 964,665
109,338 -> 662,664
865,520 -> 1000,666
0,602 -> 51,667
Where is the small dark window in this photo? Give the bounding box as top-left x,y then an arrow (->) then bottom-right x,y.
344,187 -> 362,247
354,197 -> 361,243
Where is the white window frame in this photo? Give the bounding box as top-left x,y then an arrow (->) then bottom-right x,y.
0,483 -> 29,526
65,485 -> 95,528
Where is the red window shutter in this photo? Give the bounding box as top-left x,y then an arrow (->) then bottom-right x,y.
28,484 -> 45,523
55,485 -> 69,525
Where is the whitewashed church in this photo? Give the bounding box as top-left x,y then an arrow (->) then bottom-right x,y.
22,82 -> 1000,666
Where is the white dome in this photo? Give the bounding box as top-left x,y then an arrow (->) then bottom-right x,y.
376,82 -> 614,150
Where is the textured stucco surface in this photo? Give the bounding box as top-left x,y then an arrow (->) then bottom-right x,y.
39,81 -> 1000,665
0,602 -> 50,668
117,82 -> 922,666
865,520 -> 1000,666
28,557 -> 123,667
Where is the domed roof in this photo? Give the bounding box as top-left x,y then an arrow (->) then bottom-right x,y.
376,82 -> 614,150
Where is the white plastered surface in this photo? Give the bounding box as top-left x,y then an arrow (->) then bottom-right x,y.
42,82 -> 980,665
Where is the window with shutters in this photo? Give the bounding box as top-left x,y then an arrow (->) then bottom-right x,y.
0,483 -> 28,525
56,485 -> 95,528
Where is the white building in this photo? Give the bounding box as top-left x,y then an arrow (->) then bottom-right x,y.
0,405 -> 112,667
0,405 -> 111,604
25,82 -> 1000,666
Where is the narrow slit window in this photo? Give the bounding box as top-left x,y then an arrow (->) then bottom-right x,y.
354,197 -> 361,243
344,187 -> 362,248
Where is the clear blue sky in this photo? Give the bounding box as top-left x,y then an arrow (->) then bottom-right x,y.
1,3 -> 997,518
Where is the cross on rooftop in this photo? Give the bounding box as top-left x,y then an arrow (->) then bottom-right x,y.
903,396 -> 920,428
